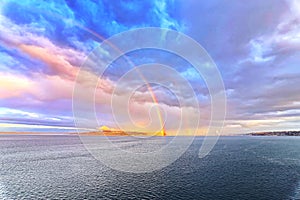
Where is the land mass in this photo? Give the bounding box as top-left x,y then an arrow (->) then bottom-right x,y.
1,130 -> 300,136
80,130 -> 165,136
248,131 -> 300,136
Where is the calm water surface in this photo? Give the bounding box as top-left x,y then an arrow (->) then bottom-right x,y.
1,135 -> 300,199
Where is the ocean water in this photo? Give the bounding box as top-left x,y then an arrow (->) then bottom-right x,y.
1,135 -> 300,199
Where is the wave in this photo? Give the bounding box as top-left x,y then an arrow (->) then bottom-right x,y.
291,181 -> 300,200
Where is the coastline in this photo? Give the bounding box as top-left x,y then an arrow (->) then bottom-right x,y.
1,131 -> 300,136
247,131 -> 300,136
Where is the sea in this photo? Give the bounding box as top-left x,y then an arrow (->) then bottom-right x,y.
0,135 -> 300,200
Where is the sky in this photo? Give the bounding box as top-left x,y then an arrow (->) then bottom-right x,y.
0,0 -> 299,134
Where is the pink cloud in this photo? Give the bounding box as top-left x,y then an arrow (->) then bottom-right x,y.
18,44 -> 79,79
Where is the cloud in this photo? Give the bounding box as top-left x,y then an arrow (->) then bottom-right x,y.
0,107 -> 75,129
0,72 -> 35,98
242,0 -> 300,63
0,0 -> 190,132
177,0 -> 300,133
1,0 -> 299,133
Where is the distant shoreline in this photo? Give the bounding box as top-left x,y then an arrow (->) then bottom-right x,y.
247,131 -> 300,136
1,131 -> 300,136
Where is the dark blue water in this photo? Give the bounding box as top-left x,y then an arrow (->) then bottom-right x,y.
1,135 -> 300,199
